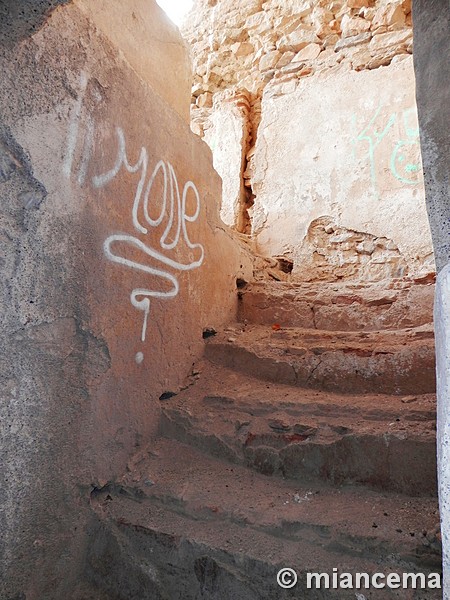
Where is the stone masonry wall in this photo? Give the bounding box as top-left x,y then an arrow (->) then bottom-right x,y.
184,0 -> 413,100
0,2 -> 249,598
182,0 -> 434,281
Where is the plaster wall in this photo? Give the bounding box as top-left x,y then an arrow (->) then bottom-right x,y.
251,56 -> 434,278
74,0 -> 193,123
183,0 -> 434,282
0,2 -> 246,598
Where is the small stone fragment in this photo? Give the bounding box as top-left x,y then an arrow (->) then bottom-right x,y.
268,418 -> 291,432
159,391 -> 177,401
292,43 -> 321,62
293,424 -> 318,436
202,327 -> 217,339
401,396 -> 418,404
277,30 -> 320,53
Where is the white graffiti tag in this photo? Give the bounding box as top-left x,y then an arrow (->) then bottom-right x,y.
63,74 -> 204,362
95,131 -> 204,344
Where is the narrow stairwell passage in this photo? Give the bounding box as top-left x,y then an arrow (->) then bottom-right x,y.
86,278 -> 441,599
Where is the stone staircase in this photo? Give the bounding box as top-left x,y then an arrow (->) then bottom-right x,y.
85,278 -> 441,599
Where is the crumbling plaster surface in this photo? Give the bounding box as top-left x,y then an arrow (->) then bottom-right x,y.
0,1 -> 248,598
251,55 -> 432,277
183,0 -> 434,280
203,91 -> 252,229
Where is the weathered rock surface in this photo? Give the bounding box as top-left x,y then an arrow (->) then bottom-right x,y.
160,361 -> 437,494
205,323 -> 435,396
0,1 -> 443,598
292,217 -> 410,283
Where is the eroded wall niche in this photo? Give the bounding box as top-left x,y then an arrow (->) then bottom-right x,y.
182,0 -> 435,282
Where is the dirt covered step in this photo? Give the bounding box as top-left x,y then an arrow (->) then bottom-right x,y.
159,362 -> 437,495
86,438 -> 441,600
204,323 -> 435,396
238,279 -> 434,332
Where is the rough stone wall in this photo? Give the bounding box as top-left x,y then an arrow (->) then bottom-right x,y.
0,2 -> 248,598
182,0 -> 434,281
184,0 -> 413,99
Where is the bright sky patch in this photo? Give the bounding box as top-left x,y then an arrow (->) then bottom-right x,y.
156,0 -> 193,25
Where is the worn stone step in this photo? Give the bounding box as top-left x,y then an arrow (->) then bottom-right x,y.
238,279 -> 434,332
204,324 -> 436,396
159,362 -> 437,495
86,438 -> 441,600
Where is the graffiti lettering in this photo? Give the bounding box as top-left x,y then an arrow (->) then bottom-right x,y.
352,104 -> 422,193
63,73 -> 204,362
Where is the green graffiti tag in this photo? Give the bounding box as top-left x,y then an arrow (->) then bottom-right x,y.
352,105 -> 422,193
390,108 -> 422,185
352,105 -> 396,189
